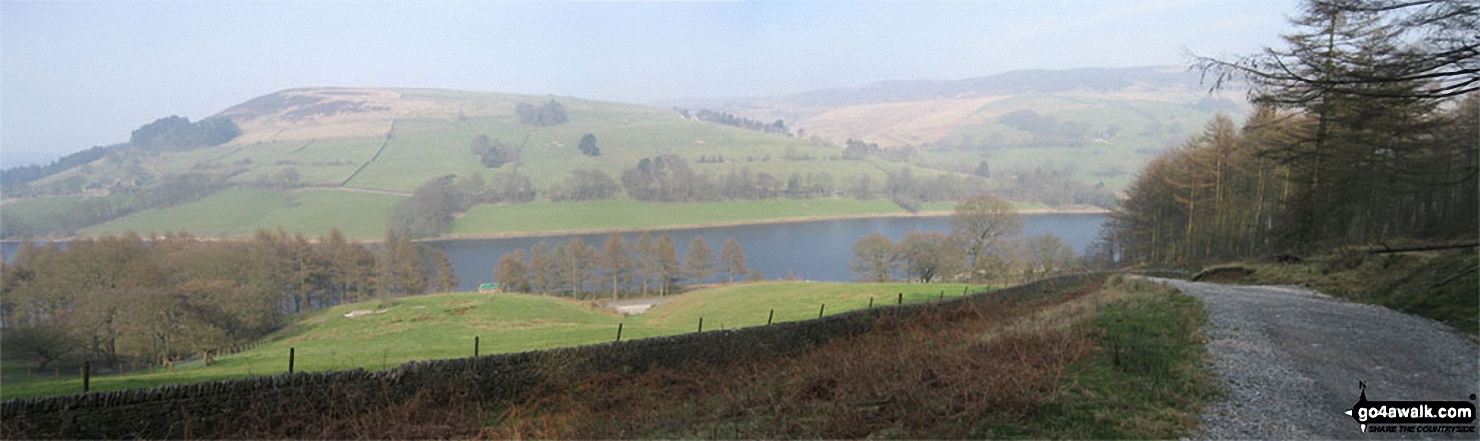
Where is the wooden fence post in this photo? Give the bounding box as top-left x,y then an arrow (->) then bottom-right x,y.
289,347 -> 295,373
868,297 -> 873,308
615,323 -> 624,342
475,336 -> 480,357
897,292 -> 903,305
818,304 -> 825,319
83,361 -> 90,393
698,317 -> 704,333
767,309 -> 774,325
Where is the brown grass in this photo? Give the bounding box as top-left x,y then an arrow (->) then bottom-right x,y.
480,280 -> 1104,439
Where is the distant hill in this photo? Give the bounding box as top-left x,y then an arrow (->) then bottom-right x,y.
742,66 -> 1213,108
663,65 -> 1246,189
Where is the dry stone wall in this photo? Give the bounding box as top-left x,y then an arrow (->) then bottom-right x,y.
1,274 -> 1094,438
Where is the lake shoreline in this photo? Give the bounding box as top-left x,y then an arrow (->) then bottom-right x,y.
0,206 -> 1109,245
420,207 -> 1109,243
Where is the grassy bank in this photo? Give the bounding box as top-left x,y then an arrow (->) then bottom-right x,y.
1193,249 -> 1478,335
0,282 -> 985,400
982,275 -> 1216,438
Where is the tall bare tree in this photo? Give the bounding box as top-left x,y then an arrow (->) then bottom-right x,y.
849,233 -> 898,283
719,237 -> 748,283
683,236 -> 715,284
949,194 -> 1023,281
600,233 -> 633,300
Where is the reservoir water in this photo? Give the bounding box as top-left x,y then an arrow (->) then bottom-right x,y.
429,213 -> 1105,291
2,213 -> 1106,292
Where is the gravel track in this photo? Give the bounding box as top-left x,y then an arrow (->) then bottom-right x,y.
1150,278 -> 1479,439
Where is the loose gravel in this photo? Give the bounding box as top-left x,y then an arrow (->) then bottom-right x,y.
1149,278 -> 1479,439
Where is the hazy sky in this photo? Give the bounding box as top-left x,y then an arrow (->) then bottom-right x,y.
2,0 -> 1297,166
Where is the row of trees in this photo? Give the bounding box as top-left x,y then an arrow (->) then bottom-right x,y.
1,229 -> 454,369
548,169 -> 621,201
617,154 -> 1010,205
1106,0 -> 1478,264
849,195 -> 1080,284
492,233 -> 756,300
995,166 -> 1118,208
676,108 -> 792,136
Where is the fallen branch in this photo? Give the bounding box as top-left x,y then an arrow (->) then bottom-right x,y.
1367,241 -> 1479,254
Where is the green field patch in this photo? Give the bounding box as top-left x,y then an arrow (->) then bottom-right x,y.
227,137 -> 387,186
449,199 -> 928,235
1,196 -> 96,225
79,187 -> 403,239
638,281 -> 988,329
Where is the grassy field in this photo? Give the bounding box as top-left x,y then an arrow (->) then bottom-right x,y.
0,195 -> 100,236
0,281 -> 987,399
448,199 -> 940,236
640,281 -> 983,330
78,187 -> 404,239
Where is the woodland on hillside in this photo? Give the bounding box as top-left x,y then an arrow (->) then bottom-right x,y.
0,230 -> 452,369
1102,0 -> 1478,265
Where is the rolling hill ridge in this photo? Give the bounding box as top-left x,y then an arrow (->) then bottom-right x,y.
2,67 -> 1237,240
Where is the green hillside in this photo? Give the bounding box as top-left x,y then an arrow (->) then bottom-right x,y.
3,71 -> 1221,240
1,281 -> 983,399
5,87 -> 968,240
670,67 -> 1244,192
31,89 -> 930,195
917,93 -> 1226,190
